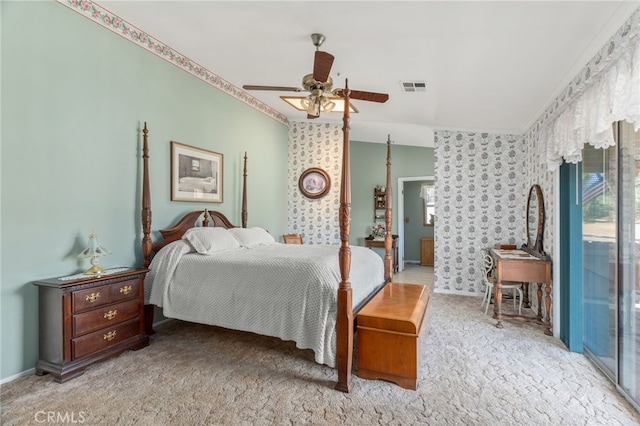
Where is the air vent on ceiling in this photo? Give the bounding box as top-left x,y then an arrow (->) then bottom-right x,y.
400,81 -> 427,93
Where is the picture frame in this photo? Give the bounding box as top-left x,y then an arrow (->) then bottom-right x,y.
171,141 -> 223,203
298,167 -> 331,199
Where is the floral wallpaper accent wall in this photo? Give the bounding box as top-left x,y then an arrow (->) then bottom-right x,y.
520,8 -> 638,314
288,122 -> 344,245
434,131 -> 526,294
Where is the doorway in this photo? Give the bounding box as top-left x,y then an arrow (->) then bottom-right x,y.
397,176 -> 434,272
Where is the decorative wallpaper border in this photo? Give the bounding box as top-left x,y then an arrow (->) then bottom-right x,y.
55,0 -> 288,125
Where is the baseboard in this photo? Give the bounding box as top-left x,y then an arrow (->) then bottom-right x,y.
153,318 -> 172,328
405,260 -> 421,265
1,367 -> 35,385
434,288 -> 482,297
1,320 -> 173,384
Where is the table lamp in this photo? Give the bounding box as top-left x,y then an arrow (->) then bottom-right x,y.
79,230 -> 110,274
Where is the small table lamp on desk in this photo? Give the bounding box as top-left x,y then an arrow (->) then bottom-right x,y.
364,235 -> 399,273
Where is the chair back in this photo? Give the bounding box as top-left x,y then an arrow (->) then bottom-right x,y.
283,234 -> 303,244
481,250 -> 494,282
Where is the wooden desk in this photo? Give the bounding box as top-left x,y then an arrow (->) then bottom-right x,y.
488,248 -> 552,335
365,235 -> 398,272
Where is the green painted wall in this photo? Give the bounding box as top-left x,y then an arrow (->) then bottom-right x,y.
350,141 -> 435,247
1,1 -> 288,380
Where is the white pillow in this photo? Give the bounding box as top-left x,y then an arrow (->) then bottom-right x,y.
182,227 -> 240,254
228,227 -> 275,248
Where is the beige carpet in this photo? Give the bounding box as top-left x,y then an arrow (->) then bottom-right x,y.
2,267 -> 639,425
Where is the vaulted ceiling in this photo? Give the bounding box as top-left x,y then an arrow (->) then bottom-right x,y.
99,1 -> 638,146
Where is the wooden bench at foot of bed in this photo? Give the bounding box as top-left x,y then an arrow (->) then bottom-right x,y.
356,282 -> 431,390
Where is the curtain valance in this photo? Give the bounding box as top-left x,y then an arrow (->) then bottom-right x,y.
544,11 -> 639,170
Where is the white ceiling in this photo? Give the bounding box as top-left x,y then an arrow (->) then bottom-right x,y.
98,1 -> 638,147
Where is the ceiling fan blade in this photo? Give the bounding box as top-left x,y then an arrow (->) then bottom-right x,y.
313,51 -> 334,83
242,85 -> 304,92
334,89 -> 389,103
307,113 -> 320,119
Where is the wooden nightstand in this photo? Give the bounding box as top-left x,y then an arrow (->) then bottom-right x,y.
33,268 -> 149,383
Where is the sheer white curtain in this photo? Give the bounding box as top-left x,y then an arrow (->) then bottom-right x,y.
544,13 -> 640,170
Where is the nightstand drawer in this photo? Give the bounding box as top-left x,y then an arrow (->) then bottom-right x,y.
72,279 -> 140,313
109,278 -> 140,303
73,299 -> 140,337
72,319 -> 140,360
73,284 -> 111,312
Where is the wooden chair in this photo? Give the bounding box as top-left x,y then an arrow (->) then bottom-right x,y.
283,233 -> 303,244
481,250 -> 522,315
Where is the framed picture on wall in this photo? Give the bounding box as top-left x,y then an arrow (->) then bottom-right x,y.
298,167 -> 331,199
171,141 -> 223,202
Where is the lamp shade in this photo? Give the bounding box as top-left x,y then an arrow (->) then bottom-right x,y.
79,230 -> 110,274
79,231 -> 109,259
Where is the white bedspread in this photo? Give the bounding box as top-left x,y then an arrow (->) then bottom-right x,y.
145,241 -> 384,367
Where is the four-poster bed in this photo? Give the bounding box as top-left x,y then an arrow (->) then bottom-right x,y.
140,82 -> 395,392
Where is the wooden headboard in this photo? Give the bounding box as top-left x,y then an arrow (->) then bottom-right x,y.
150,209 -> 238,255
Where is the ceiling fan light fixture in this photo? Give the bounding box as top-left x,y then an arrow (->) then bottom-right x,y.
321,97 -> 336,113
280,96 -> 358,114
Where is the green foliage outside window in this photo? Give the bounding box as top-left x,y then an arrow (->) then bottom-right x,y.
583,197 -> 613,223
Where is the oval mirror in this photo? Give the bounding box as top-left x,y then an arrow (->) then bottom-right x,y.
526,184 -> 545,253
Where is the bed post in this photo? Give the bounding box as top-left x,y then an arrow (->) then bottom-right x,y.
242,151 -> 248,228
383,135 -> 393,282
141,122 -> 155,335
335,80 -> 354,393
142,122 -> 152,268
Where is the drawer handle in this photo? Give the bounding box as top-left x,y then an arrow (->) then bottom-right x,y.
103,330 -> 117,341
85,292 -> 101,303
104,310 -> 118,320
120,285 -> 133,295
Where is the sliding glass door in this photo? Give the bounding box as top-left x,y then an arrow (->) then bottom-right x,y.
582,121 -> 639,407
582,138 -> 616,376
618,122 -> 639,405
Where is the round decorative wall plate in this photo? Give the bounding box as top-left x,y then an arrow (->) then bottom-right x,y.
298,168 -> 331,199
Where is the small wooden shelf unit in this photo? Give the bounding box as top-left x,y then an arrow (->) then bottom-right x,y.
374,188 -> 387,221
420,237 -> 434,266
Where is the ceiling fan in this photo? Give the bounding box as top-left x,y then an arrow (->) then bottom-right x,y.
242,33 -> 389,119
